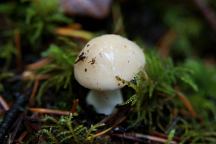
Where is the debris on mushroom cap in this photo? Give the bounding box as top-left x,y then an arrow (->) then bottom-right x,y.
74,34 -> 145,90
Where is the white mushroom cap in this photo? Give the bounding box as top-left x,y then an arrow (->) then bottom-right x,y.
74,34 -> 145,90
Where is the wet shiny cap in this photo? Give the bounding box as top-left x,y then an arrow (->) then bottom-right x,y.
74,34 -> 145,90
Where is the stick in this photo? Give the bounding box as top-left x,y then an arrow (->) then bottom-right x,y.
71,99 -> 79,113
0,96 -> 9,111
0,95 -> 27,142
29,108 -> 72,115
113,133 -> 177,144
192,0 -> 216,32
176,90 -> 197,117
29,79 -> 40,106
14,30 -> 22,71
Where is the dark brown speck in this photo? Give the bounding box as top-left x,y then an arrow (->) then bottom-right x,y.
75,52 -> 86,64
88,57 -> 96,65
115,76 -> 121,81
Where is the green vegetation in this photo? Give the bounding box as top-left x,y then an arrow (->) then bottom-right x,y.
27,114 -> 109,144
125,52 -> 216,143
36,44 -> 78,104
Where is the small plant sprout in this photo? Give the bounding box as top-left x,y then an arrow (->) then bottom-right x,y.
74,34 -> 145,115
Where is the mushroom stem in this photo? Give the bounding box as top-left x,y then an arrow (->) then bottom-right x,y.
86,89 -> 123,115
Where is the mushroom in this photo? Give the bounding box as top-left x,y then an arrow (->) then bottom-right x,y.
74,34 -> 145,115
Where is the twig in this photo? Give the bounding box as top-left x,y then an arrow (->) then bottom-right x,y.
157,30 -> 176,58
29,79 -> 40,106
92,127 -> 112,138
55,27 -> 94,40
14,30 -> 22,71
0,96 -> 9,111
152,131 -> 181,142
26,58 -> 50,71
22,70 -> 50,81
113,133 -> 177,144
71,99 -> 79,113
192,0 -> 216,32
28,108 -> 73,115
175,89 -> 197,117
0,95 -> 27,142
16,131 -> 28,143
9,113 -> 25,143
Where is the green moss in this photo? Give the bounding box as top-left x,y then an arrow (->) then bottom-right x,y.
27,114 -> 109,144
